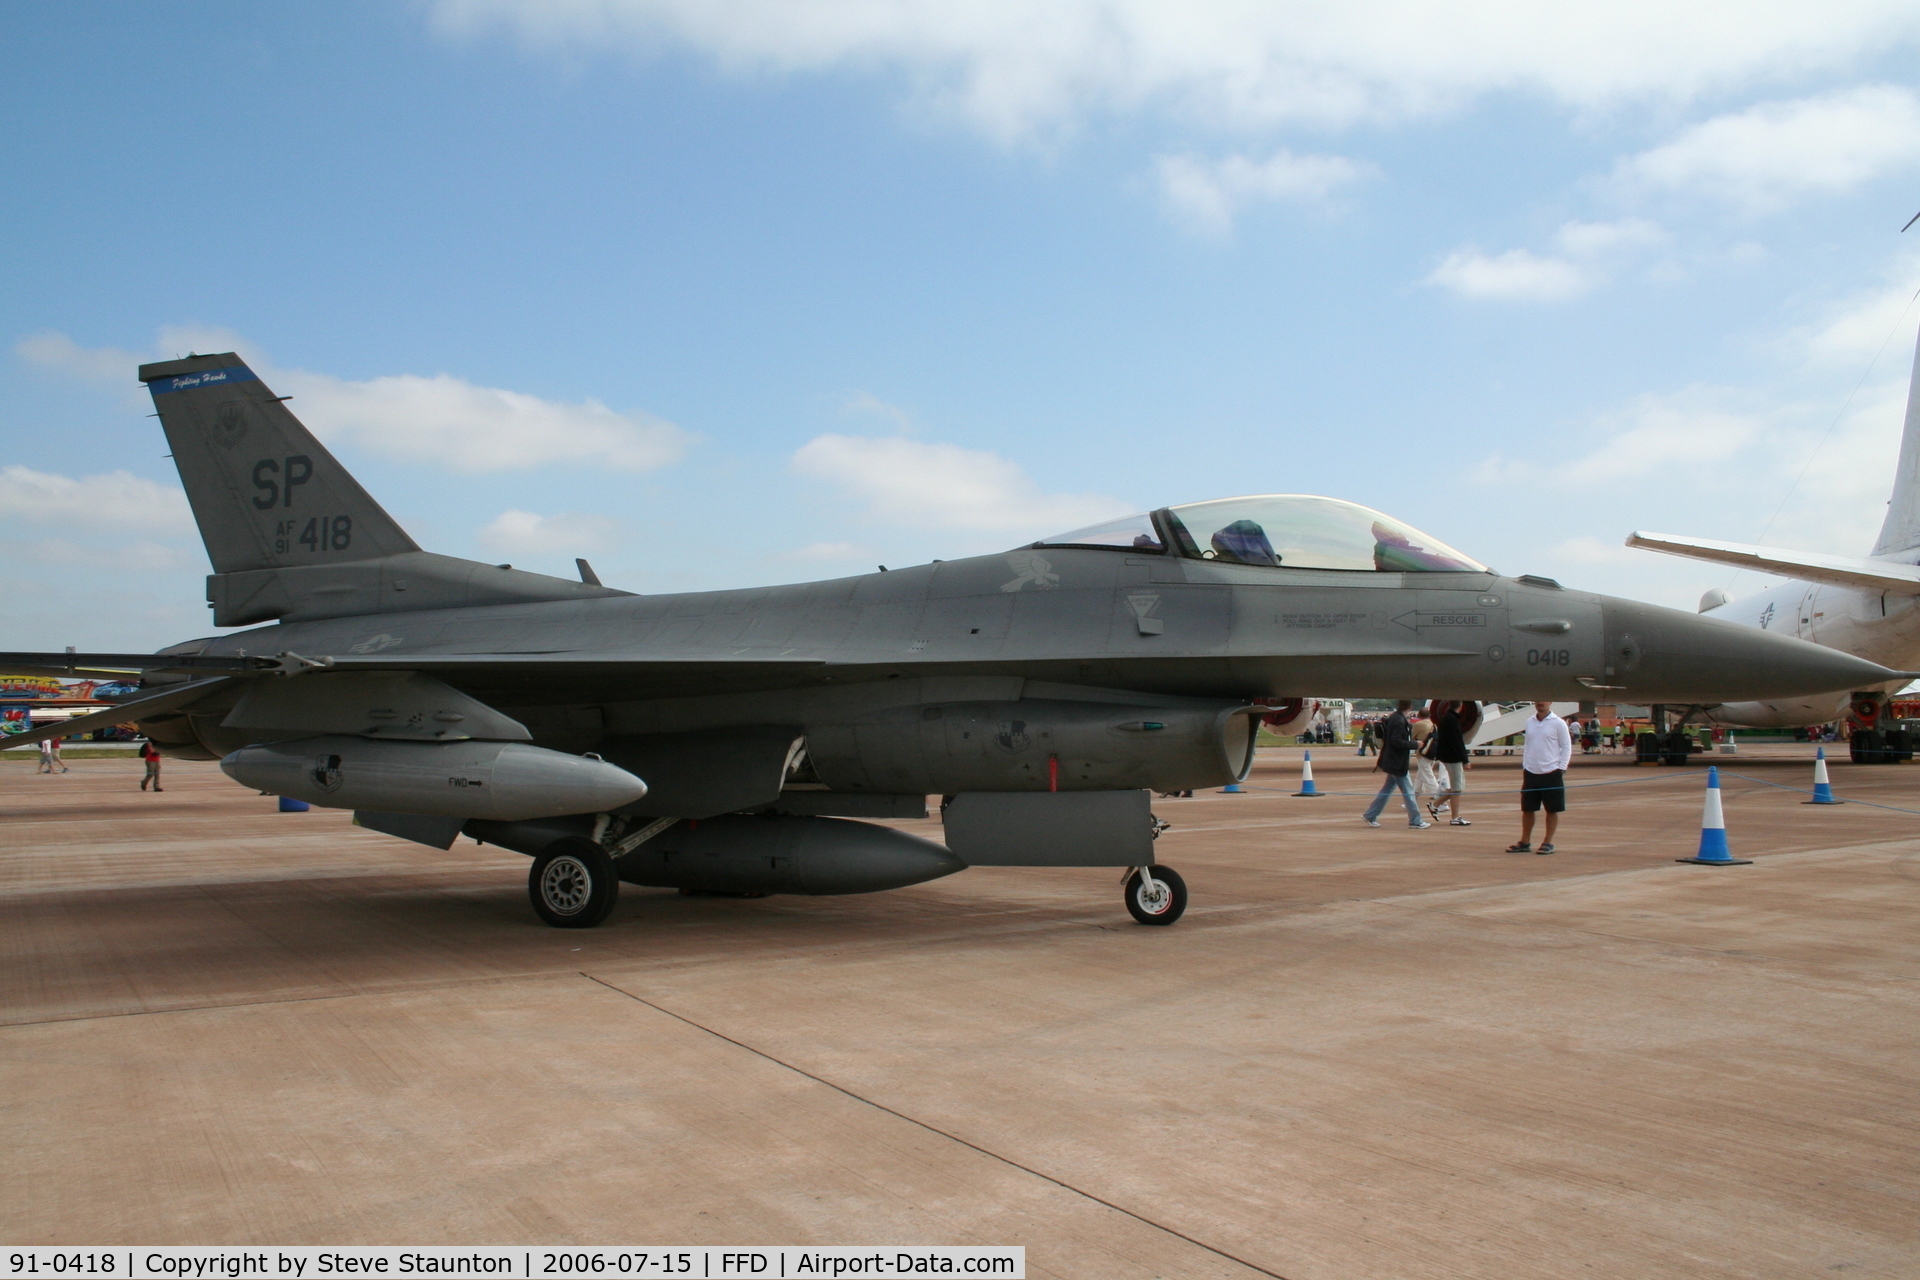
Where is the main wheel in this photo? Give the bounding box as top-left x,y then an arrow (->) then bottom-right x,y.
1125,865 -> 1187,926
529,839 -> 620,928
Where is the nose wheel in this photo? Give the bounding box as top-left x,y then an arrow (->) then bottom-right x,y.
530,838 -> 620,928
1124,865 -> 1187,926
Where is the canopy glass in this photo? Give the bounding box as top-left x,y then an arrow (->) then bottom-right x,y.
1038,495 -> 1488,573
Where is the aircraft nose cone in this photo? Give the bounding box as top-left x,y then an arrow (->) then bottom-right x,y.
1602,598 -> 1904,701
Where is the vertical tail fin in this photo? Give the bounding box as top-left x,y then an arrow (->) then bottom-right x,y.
140,352 -> 627,627
1872,327 -> 1920,556
139,353 -> 419,573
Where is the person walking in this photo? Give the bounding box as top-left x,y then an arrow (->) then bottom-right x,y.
1409,706 -> 1443,818
1430,701 -> 1471,825
1357,719 -> 1377,756
1507,701 -> 1572,854
1362,700 -> 1432,829
38,735 -> 69,774
139,739 -> 163,792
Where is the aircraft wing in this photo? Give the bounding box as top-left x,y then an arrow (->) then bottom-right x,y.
0,652 -> 266,678
0,677 -> 235,752
0,650 -> 829,676
1626,532 -> 1920,596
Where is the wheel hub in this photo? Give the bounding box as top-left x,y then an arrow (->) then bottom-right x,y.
540,855 -> 591,915
1136,875 -> 1171,914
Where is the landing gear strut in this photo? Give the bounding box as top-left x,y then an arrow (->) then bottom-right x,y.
1125,864 -> 1188,925
529,838 -> 620,928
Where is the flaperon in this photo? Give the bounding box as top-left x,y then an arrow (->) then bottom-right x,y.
3,353 -> 1904,928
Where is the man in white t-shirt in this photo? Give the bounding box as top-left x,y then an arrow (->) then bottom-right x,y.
1506,702 -> 1572,855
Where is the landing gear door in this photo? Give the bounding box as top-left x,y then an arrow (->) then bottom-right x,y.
944,791 -> 1155,866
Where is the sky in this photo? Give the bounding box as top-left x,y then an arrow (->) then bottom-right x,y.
4,1 -> 1920,651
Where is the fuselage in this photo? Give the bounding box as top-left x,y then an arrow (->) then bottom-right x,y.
149,543 -> 1899,766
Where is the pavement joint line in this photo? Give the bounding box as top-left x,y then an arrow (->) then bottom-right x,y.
579,971 -> 1293,1280
0,899 -> 1250,1028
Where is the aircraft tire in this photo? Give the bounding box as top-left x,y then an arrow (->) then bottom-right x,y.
1125,865 -> 1187,926
529,839 -> 620,929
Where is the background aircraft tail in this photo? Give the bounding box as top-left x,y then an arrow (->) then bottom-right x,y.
1872,327 -> 1920,556
140,353 -> 628,628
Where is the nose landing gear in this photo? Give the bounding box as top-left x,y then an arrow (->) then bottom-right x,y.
1124,864 -> 1188,925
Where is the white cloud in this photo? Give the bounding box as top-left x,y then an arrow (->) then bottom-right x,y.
433,1 -> 1920,137
1476,361 -> 1911,570
0,538 -> 198,572
844,391 -> 917,432
1155,149 -> 1375,232
478,509 -> 621,554
1426,248 -> 1591,301
1615,85 -> 1920,213
791,433 -> 1129,533
17,329 -> 693,474
1548,535 -> 1646,568
283,370 -> 689,472
14,332 -> 143,383
1793,253 -> 1920,367
1426,219 -> 1667,302
0,466 -> 193,528
1478,390 -> 1767,486
1553,217 -> 1666,257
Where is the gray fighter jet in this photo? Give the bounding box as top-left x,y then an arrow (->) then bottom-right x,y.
4,354 -> 1901,927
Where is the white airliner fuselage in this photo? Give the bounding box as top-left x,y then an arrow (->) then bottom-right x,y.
1696,571 -> 1920,726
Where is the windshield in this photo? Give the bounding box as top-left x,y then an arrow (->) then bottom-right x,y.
1034,511 -> 1165,551
1160,495 -> 1487,573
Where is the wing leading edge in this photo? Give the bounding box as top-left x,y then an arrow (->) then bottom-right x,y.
1626,532 -> 1920,596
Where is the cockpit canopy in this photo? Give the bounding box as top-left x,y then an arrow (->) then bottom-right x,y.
1036,495 -> 1489,574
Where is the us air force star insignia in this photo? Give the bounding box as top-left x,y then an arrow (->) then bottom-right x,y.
348,633 -> 405,654
1000,550 -> 1059,592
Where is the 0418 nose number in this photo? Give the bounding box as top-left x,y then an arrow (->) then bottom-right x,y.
1526,648 -> 1572,667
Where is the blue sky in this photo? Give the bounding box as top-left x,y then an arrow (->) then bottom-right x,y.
5,1 -> 1920,650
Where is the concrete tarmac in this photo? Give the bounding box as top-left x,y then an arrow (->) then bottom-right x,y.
3,746 -> 1917,1278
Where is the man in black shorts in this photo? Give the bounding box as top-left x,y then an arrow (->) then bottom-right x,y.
1508,701 -> 1571,854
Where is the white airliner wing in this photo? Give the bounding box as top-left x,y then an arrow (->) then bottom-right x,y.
1627,531 -> 1920,595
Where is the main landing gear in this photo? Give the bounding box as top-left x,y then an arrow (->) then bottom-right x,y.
1124,865 -> 1188,925
529,838 -> 620,929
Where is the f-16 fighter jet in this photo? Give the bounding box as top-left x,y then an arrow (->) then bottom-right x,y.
4,354 -> 1902,928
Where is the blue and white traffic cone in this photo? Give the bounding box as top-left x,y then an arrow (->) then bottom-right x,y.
1293,751 -> 1324,797
277,796 -> 310,813
1677,766 -> 1750,865
1802,746 -> 1842,805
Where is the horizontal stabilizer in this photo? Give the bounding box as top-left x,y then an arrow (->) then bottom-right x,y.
1626,532 -> 1920,596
